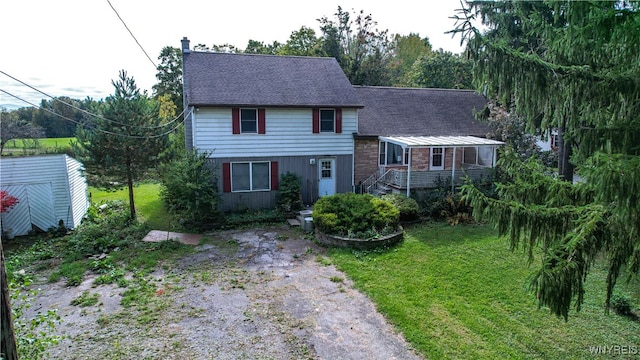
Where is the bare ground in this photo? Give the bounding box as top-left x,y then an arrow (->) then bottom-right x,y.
23,226 -> 422,360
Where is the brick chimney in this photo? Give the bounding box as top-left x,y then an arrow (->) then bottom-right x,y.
181,37 -> 190,54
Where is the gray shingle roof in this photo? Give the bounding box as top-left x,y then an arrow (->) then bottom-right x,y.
183,52 -> 363,108
354,86 -> 491,137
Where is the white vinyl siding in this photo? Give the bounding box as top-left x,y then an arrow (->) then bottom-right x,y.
0,155 -> 89,235
193,108 -> 356,157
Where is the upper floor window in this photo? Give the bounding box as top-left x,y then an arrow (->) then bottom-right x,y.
312,108 -> 342,134
241,108 -> 257,133
232,108 -> 265,134
320,109 -> 335,132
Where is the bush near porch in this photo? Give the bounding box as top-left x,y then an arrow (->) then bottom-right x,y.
313,193 -> 399,239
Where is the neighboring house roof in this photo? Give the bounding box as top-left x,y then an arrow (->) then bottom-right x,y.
183,52 -> 364,108
354,86 -> 491,137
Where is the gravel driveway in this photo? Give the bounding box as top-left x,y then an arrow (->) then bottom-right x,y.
27,226 -> 421,359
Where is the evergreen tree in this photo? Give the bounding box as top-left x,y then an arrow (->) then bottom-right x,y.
73,71 -> 169,220
455,1 -> 640,319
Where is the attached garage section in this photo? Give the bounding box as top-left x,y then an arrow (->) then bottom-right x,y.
1,154 -> 89,237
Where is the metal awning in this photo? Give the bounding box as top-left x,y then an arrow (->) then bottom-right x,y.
379,136 -> 505,148
377,136 -> 504,196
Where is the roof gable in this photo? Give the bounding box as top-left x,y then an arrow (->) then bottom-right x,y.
183,52 -> 363,108
354,86 -> 491,137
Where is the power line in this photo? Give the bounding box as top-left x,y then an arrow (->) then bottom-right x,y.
0,88 -> 187,139
106,0 -> 157,69
0,70 -> 183,129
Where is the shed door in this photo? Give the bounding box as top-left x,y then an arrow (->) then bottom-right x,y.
318,158 -> 336,197
1,183 -> 55,236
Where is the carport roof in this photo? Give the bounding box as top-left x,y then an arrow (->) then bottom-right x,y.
379,136 -> 505,148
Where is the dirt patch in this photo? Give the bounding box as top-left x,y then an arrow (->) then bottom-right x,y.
23,226 -> 421,359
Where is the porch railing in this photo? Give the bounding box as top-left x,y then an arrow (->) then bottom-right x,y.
387,167 -> 492,189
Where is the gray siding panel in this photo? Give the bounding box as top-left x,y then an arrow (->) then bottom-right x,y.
207,154 -> 353,211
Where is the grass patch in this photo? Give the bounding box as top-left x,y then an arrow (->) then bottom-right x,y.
71,291 -> 100,307
3,137 -> 74,149
90,183 -> 173,230
328,223 -> 640,359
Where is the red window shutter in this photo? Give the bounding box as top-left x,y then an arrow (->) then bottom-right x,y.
258,108 -> 266,134
335,108 -> 342,133
270,162 -> 279,190
312,108 -> 320,133
222,163 -> 231,192
232,108 -> 240,134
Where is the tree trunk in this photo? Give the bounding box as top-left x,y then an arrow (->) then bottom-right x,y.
1,239 -> 19,360
557,127 -> 574,183
126,160 -> 136,220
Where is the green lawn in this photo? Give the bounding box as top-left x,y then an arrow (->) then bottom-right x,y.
328,223 -> 640,359
90,182 -> 174,231
3,137 -> 74,149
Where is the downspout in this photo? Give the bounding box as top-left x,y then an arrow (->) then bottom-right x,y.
451,146 -> 457,193
406,147 -> 412,197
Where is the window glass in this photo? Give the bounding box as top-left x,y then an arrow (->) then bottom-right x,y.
252,162 -> 270,190
231,163 -> 250,191
463,147 -> 477,164
320,109 -> 335,132
379,142 -> 386,165
432,148 -> 443,168
478,147 -> 493,166
386,143 -> 404,164
321,160 -> 332,178
241,108 -> 257,133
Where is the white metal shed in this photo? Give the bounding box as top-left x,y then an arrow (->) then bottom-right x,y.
0,154 -> 90,237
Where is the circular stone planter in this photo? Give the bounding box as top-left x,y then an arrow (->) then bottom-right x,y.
314,227 -> 404,250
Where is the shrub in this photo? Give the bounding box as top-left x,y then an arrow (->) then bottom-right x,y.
382,194 -> 419,221
313,193 -> 399,239
160,149 -> 219,227
610,293 -> 633,316
276,172 -> 303,213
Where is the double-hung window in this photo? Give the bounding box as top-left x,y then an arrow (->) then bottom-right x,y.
320,109 -> 335,132
430,147 -> 444,170
231,162 -> 270,192
240,108 -> 257,133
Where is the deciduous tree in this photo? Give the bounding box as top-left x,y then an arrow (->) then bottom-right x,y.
152,46 -> 183,114
0,108 -> 44,154
404,49 -> 472,89
455,0 -> 640,319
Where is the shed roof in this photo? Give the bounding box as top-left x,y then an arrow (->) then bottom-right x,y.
183,52 -> 363,108
355,86 -> 491,137
379,136 -> 504,148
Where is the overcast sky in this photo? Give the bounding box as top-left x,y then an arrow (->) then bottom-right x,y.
0,0 -> 470,109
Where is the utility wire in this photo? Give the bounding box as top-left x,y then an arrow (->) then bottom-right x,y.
1,88 -> 187,139
106,0 -> 157,69
0,70 -> 183,129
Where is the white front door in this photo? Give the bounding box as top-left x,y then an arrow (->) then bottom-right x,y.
318,158 -> 336,197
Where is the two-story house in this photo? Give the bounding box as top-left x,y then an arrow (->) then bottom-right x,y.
181,38 -> 363,211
